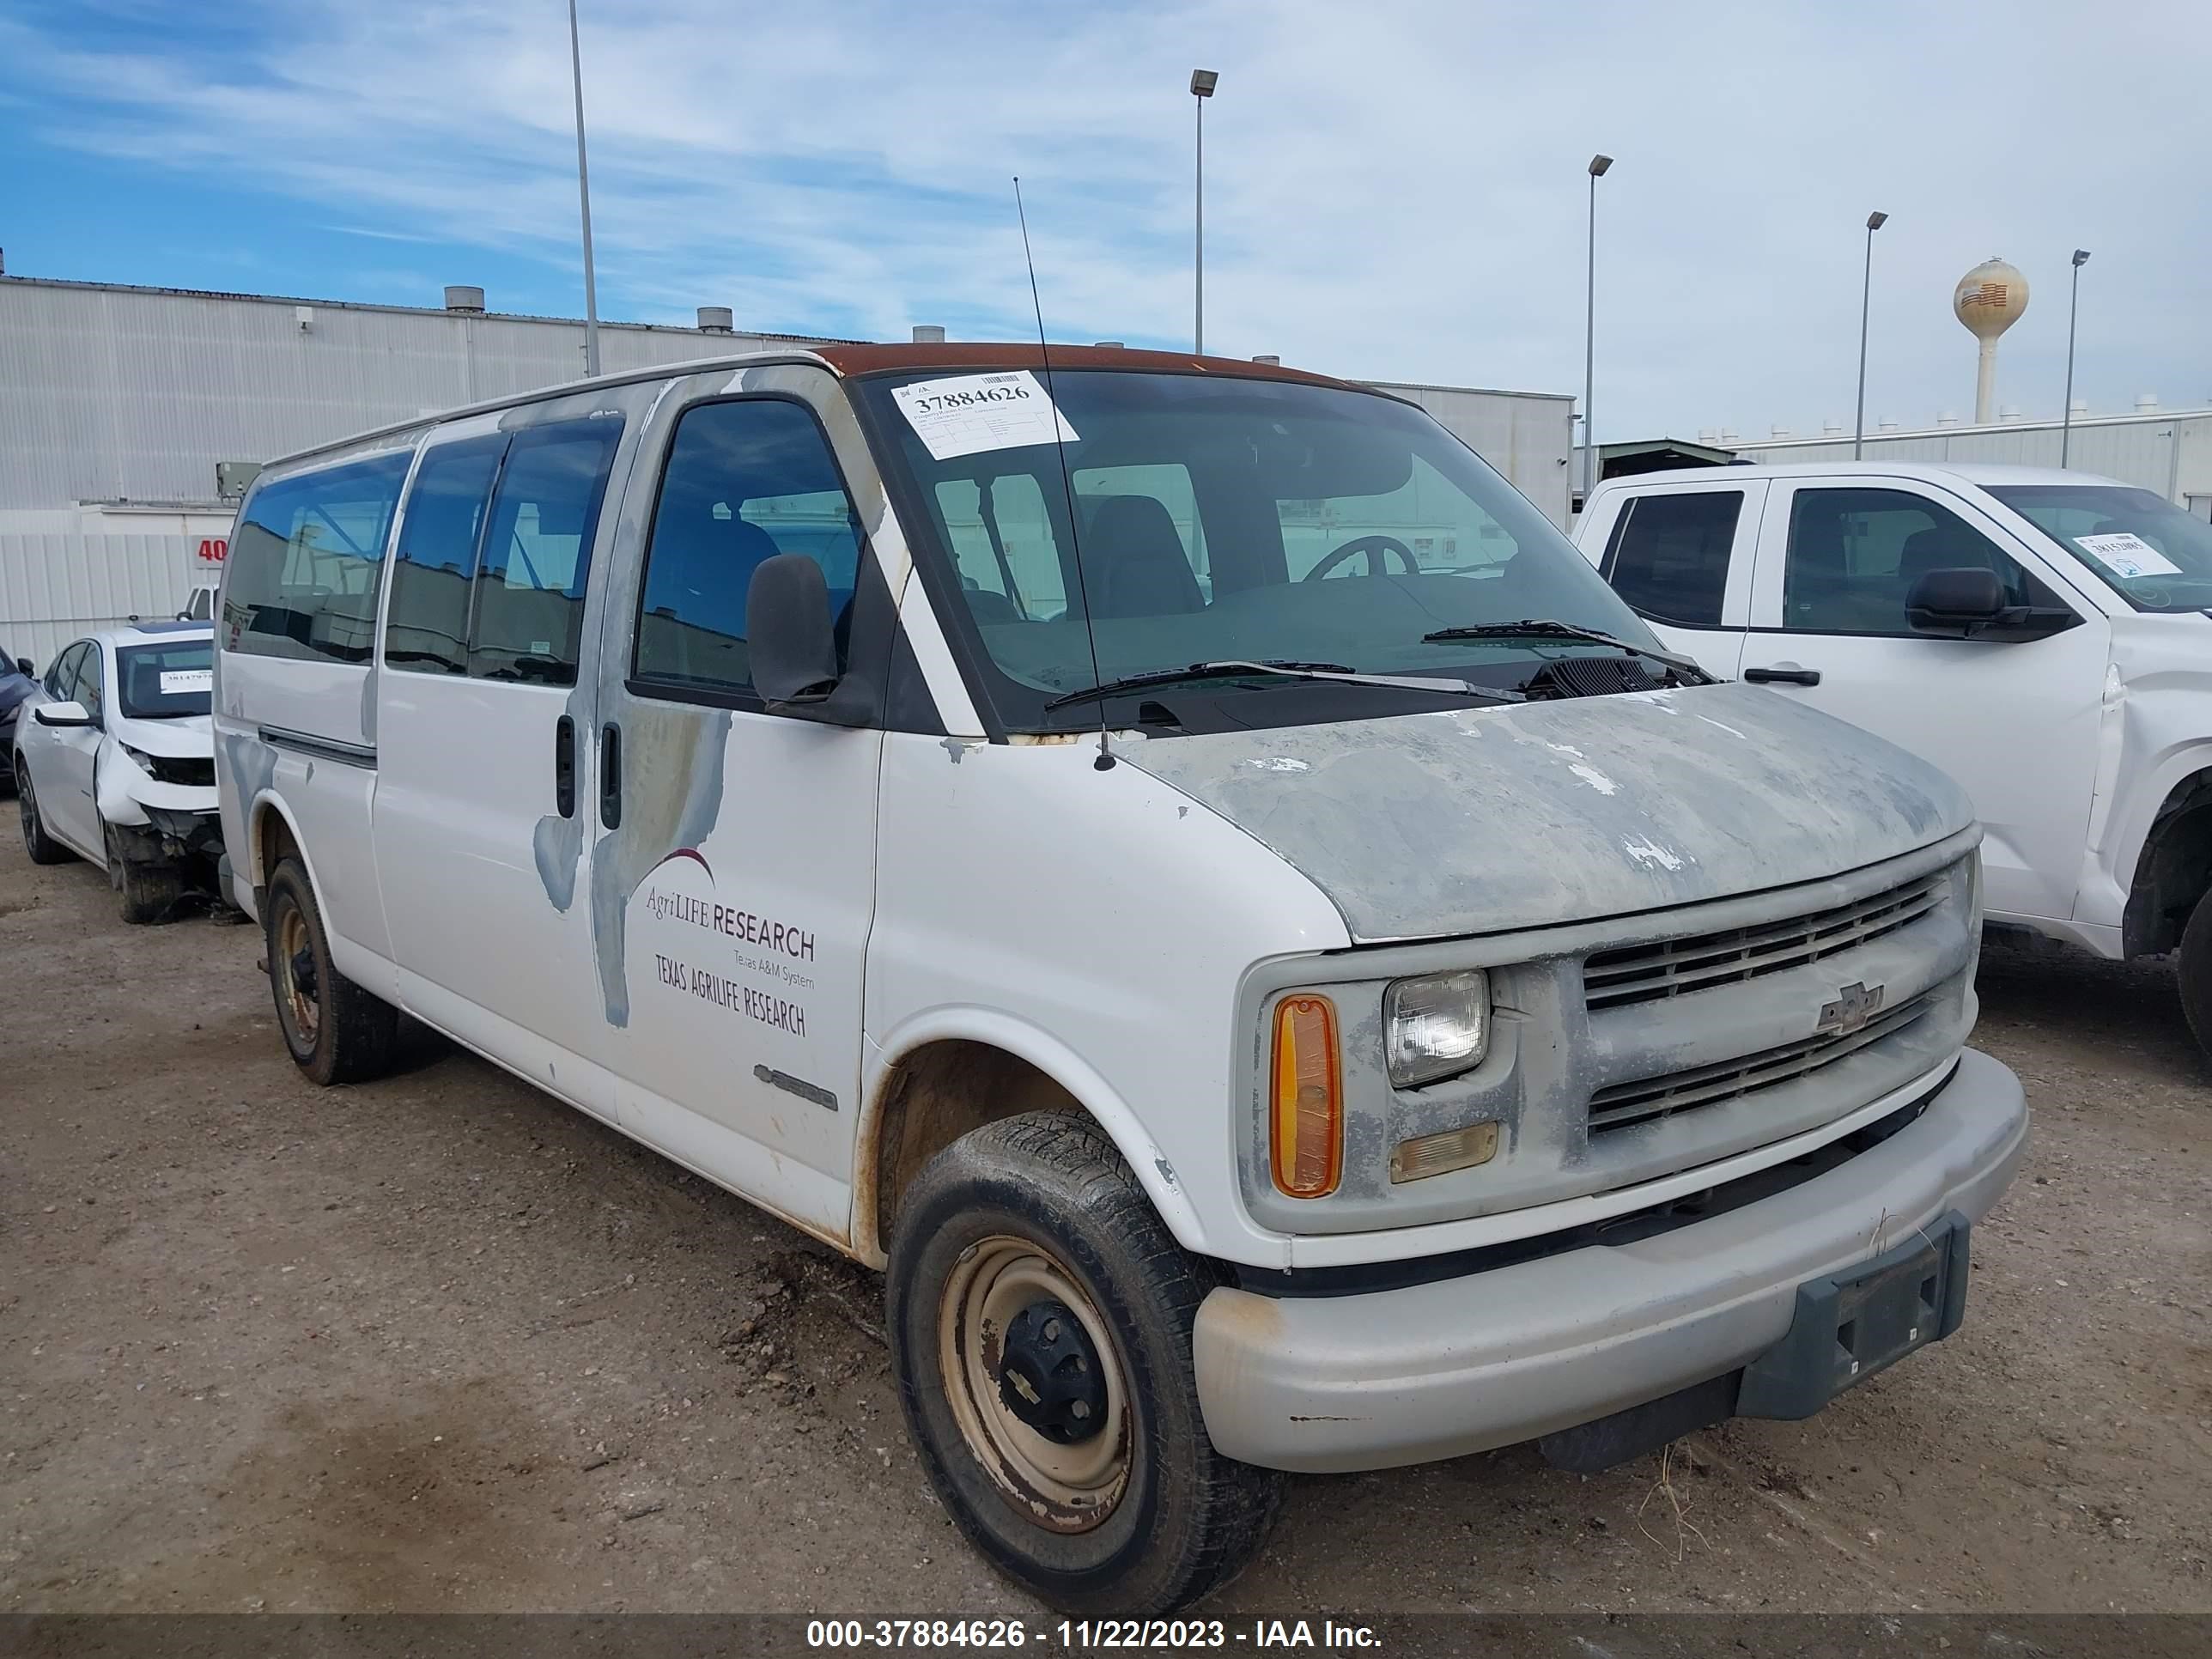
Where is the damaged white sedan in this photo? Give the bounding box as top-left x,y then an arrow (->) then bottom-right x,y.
14,621 -> 221,921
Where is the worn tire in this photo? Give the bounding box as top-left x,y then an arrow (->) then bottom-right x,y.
106,823 -> 186,924
264,856 -> 398,1085
885,1110 -> 1281,1615
2176,888 -> 2212,1064
16,760 -> 70,865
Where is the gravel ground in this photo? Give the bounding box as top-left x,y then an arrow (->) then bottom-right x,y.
2,828 -> 2208,1617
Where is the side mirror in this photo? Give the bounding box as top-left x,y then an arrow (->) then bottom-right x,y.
1906,568 -> 2006,635
746,553 -> 841,708
14,658 -> 31,678
33,700 -> 94,728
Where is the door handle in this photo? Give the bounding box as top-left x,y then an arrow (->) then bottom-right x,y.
1744,665 -> 1822,687
554,715 -> 576,818
599,722 -> 622,829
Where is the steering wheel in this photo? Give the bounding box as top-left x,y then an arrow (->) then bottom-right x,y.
1304,534 -> 1420,580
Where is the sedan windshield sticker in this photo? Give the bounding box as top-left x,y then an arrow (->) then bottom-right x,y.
2074,532 -> 2180,579
890,371 -> 1079,460
160,669 -> 214,695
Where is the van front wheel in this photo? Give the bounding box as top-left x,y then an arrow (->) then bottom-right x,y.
885,1112 -> 1281,1616
265,857 -> 398,1085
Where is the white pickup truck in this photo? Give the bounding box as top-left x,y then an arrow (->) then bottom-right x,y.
1576,461 -> 2212,1054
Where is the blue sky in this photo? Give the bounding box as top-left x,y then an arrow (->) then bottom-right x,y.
3,0 -> 2208,440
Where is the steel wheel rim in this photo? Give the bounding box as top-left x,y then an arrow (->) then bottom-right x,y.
939,1234 -> 1131,1534
276,903 -> 319,1048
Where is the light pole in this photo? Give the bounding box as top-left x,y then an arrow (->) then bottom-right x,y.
1853,210 -> 1887,460
2062,248 -> 2090,467
1191,70 -> 1218,354
568,0 -> 602,377
1581,154 -> 1611,507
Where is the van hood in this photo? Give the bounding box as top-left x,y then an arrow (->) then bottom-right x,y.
1121,683 -> 1972,944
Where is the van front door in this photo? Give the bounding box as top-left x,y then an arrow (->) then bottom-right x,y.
374,412 -> 629,1115
1742,478 -> 2108,924
585,390 -> 884,1244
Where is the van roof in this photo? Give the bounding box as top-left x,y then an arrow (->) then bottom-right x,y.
255,343 -> 1364,477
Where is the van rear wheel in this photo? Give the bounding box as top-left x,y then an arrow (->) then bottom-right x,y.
2177,888 -> 2212,1064
265,856 -> 398,1085
885,1111 -> 1280,1615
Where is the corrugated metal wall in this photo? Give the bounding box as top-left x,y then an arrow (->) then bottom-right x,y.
0,532 -> 202,672
0,278 -> 840,509
1370,382 -> 1576,527
1729,411 -> 2212,504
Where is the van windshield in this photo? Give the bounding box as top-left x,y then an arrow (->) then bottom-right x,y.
1989,483 -> 2212,613
854,369 -> 1664,732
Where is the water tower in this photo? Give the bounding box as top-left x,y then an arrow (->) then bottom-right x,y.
1953,258 -> 2029,425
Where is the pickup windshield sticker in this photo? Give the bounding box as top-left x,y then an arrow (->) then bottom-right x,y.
159,669 -> 214,695
890,371 -> 1079,460
2073,531 -> 2181,580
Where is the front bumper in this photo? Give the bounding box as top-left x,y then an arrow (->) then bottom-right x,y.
1192,1047 -> 2028,1474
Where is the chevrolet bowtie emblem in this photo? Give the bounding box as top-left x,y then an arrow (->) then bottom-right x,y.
1817,981 -> 1886,1036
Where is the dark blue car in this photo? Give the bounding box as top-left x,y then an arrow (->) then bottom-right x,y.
0,641 -> 36,791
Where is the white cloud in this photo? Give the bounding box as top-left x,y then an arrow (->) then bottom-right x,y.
7,0 -> 2209,437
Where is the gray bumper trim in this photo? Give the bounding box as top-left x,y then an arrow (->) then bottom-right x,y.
1192,1047 -> 2028,1474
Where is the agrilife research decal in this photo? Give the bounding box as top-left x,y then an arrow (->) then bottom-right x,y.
635,848 -> 816,1039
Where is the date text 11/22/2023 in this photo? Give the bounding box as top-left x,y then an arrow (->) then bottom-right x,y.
805,1618 -> 1382,1649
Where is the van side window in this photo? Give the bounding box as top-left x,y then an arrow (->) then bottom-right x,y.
386,435 -> 506,676
1783,487 -> 2059,635
1602,491 -> 1740,627
224,453 -> 411,664
468,421 -> 623,685
633,399 -> 866,700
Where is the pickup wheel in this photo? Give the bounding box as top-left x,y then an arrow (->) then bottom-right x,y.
16,762 -> 70,865
264,856 -> 398,1085
885,1111 -> 1280,1615
2177,889 -> 2212,1064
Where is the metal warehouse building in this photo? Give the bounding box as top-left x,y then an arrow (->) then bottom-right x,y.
1726,406 -> 2212,515
0,276 -> 1573,668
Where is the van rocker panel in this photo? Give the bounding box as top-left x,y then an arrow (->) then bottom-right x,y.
1190,1047 -> 2027,1473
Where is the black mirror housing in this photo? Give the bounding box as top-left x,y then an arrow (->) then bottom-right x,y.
1906,567 -> 2006,636
746,552 -> 842,709
14,658 -> 31,678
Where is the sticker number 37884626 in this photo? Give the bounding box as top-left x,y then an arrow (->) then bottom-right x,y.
890,371 -> 1080,462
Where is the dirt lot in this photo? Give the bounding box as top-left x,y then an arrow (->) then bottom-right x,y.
3,827 -> 2209,1620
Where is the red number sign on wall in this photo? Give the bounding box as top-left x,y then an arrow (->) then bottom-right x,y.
196,538 -> 228,564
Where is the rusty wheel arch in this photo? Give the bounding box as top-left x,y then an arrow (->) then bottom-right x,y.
854,1039 -> 1091,1267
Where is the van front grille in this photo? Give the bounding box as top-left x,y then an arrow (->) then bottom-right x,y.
1582,868 -> 1947,1012
1586,993 -> 1934,1133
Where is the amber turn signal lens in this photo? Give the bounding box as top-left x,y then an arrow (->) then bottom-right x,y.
1270,994 -> 1341,1198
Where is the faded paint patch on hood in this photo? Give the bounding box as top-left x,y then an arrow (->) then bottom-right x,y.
1121,684 -> 1972,943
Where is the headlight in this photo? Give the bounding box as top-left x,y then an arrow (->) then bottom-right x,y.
120,742 -> 156,772
1385,968 -> 1489,1088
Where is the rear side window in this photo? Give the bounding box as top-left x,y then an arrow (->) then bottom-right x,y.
469,422 -> 623,684
1601,491 -> 1741,627
632,399 -> 866,702
224,453 -> 411,664
386,435 -> 506,676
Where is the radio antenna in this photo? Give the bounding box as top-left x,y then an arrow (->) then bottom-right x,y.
1014,175 -> 1115,772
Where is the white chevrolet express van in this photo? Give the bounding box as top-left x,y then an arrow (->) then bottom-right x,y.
1575,461 -> 2212,1056
216,345 -> 2027,1613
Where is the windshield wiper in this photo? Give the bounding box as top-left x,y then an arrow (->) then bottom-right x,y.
1420,619 -> 1714,684
1042,659 -> 1522,712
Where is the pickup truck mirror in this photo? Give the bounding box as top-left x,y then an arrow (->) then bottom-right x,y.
33,699 -> 94,728
747,553 -> 842,709
1905,567 -> 2076,643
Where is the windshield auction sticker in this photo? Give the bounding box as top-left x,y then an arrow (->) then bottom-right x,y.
2074,531 -> 2180,579
891,371 -> 1079,460
158,669 -> 213,695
